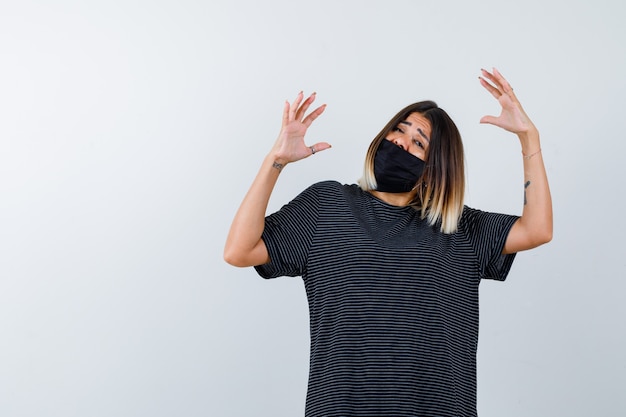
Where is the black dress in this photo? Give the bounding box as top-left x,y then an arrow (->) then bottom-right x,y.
256,181 -> 518,417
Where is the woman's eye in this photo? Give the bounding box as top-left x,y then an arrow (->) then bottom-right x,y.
414,140 -> 424,149
393,127 -> 404,133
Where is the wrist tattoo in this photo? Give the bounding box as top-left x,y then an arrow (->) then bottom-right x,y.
272,161 -> 284,171
524,180 -> 531,205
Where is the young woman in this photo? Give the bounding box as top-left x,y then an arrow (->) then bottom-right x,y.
224,68 -> 552,417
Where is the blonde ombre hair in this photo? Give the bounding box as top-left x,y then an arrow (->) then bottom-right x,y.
358,101 -> 465,234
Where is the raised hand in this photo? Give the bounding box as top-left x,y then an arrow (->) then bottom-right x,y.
272,91 -> 331,166
478,68 -> 536,135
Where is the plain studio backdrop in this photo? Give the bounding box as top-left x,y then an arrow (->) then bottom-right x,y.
1,0 -> 624,416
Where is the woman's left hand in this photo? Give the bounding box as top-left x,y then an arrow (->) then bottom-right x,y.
479,68 -> 536,136
479,68 -> 552,254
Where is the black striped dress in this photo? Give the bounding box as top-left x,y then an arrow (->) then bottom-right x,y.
255,181 -> 518,417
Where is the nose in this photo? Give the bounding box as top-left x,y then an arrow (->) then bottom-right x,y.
392,136 -> 410,151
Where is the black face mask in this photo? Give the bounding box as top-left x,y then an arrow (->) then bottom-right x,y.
374,139 -> 426,193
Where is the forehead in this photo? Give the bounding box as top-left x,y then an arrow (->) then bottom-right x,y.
402,112 -> 431,133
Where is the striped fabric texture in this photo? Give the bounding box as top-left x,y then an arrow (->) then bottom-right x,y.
255,181 -> 518,417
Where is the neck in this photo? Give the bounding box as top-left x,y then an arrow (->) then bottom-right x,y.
369,190 -> 416,207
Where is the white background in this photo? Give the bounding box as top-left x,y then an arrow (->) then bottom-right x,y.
1,0 -> 624,416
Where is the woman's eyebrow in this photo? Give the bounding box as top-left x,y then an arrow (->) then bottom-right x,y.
417,128 -> 430,143
400,120 -> 430,143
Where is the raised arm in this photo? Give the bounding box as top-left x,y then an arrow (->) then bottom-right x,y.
223,92 -> 330,267
478,68 -> 553,254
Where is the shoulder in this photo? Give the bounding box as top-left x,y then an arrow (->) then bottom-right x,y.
305,180 -> 361,199
459,206 -> 484,225
459,205 -> 499,227
458,205 -> 519,237
292,181 -> 363,215
460,205 -> 516,222
309,180 -> 356,191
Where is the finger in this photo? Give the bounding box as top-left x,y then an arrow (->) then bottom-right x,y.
480,68 -> 514,100
302,104 -> 327,127
308,142 -> 332,154
295,92 -> 316,121
492,67 -> 517,101
282,100 -> 290,127
479,115 -> 498,125
480,68 -> 502,90
492,68 -> 512,91
289,91 -> 304,120
478,76 -> 501,100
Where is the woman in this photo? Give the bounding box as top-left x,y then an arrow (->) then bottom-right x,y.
224,68 -> 552,417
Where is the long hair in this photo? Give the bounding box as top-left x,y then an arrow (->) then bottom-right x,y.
357,101 -> 465,233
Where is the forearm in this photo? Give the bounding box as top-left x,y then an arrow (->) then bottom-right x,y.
503,129 -> 553,253
519,129 -> 552,236
223,154 -> 283,267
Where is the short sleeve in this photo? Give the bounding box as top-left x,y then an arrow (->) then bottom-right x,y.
461,207 -> 519,281
254,184 -> 320,279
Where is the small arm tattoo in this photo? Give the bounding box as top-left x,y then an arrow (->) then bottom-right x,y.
524,180 -> 531,205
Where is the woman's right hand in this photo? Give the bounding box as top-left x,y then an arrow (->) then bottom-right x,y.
224,92 -> 330,267
271,91 -> 331,166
